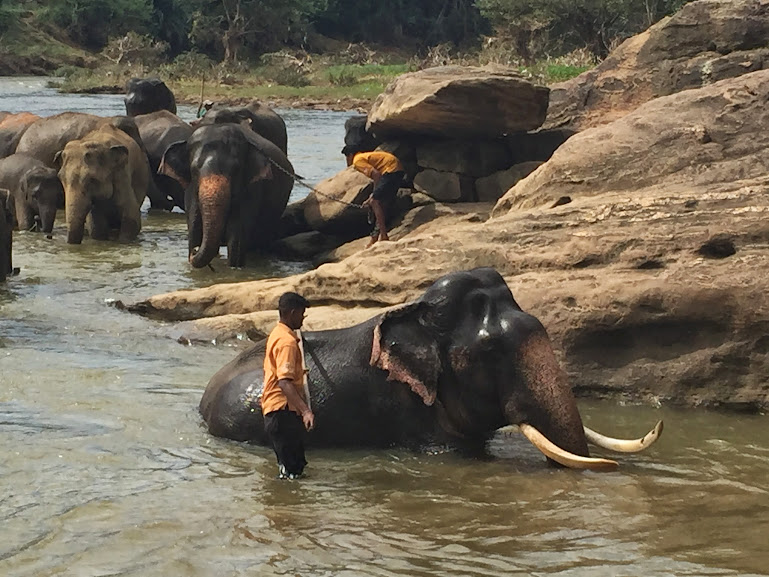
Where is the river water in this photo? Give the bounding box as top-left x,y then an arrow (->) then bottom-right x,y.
1,77 -> 768,577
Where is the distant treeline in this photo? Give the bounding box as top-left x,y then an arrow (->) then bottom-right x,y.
0,0 -> 692,62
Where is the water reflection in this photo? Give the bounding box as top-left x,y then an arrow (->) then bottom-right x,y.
1,77 -> 768,577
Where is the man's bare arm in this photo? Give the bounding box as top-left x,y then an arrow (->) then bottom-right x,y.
278,379 -> 314,430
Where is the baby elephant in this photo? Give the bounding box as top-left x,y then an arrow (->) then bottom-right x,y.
0,153 -> 63,234
56,125 -> 149,243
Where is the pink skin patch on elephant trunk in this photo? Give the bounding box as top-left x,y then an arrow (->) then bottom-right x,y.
191,174 -> 231,265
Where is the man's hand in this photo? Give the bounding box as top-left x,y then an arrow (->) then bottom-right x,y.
302,410 -> 315,431
361,194 -> 373,207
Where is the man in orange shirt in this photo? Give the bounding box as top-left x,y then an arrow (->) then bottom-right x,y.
262,292 -> 314,479
344,146 -> 405,248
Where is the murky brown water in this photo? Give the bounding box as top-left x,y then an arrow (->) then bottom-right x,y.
1,78 -> 768,577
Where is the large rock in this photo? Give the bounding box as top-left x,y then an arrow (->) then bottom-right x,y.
476,162 -> 543,203
545,0 -> 769,131
413,169 -> 475,202
494,70 -> 769,215
342,115 -> 379,154
367,66 -> 549,139
303,167 -> 373,238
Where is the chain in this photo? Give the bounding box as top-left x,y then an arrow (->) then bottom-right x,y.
267,157 -> 367,210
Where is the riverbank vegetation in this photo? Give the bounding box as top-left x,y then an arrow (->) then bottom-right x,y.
1,0 -> 693,106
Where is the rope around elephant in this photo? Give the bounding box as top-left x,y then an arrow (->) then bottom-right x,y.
266,157 -> 367,210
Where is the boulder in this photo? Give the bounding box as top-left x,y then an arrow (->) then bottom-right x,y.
494,70 -> 769,215
416,138 -> 511,177
277,198 -> 310,239
545,0 -> 769,131
476,162 -> 543,203
413,169 -> 475,202
303,167 -> 373,238
367,65 -> 550,139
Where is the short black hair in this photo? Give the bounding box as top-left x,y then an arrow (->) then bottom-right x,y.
278,291 -> 309,312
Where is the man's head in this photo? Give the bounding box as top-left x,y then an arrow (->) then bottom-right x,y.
278,292 -> 309,330
203,99 -> 214,110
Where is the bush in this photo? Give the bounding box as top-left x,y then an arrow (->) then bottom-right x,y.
157,51 -> 216,81
267,66 -> 311,87
327,66 -> 357,86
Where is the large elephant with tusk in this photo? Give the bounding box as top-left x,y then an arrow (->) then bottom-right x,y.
200,268 -> 662,471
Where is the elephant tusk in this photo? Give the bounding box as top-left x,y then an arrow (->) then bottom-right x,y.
501,423 -> 619,472
583,420 -> 663,453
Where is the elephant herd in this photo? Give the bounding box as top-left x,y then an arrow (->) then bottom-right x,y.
0,77 -> 297,280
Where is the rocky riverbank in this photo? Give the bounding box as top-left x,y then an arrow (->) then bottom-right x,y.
123,0 -> 769,412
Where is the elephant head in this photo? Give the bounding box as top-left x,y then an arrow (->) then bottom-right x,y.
56,133 -> 132,244
159,123 -> 285,268
20,165 -> 63,234
370,268 -> 661,471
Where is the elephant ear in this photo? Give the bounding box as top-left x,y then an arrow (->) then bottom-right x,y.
370,302 -> 441,406
159,140 -> 190,187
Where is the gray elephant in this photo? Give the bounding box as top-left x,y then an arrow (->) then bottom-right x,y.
0,112 -> 41,159
14,112 -> 167,210
124,77 -> 177,117
159,122 -> 294,268
0,188 -> 14,281
0,153 -> 63,233
133,110 -> 193,211
199,100 -> 287,153
56,125 -> 148,243
200,268 -> 663,471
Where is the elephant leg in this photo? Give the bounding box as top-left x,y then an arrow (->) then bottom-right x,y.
227,225 -> 245,268
88,208 -> 110,240
116,185 -> 142,242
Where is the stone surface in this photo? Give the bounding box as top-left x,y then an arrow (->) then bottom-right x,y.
413,169 -> 474,202
367,65 -> 549,139
494,70 -> 769,215
476,162 -> 543,203
545,0 -> 769,131
416,138 -> 511,177
303,167 -> 373,238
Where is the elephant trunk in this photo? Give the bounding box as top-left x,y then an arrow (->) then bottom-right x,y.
38,204 -> 57,234
65,193 -> 89,244
508,329 -> 592,460
190,173 -> 231,268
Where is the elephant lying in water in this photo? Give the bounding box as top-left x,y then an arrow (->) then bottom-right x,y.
200,268 -> 662,471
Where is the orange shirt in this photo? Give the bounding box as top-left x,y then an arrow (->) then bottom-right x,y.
352,151 -> 403,178
261,322 -> 306,415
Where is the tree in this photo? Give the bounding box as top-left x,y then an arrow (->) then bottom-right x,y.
187,0 -> 326,63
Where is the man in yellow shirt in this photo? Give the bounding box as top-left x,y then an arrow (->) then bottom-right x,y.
262,292 -> 313,479
344,147 -> 405,248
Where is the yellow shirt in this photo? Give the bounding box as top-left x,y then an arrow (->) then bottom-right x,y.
352,151 -> 403,178
261,322 -> 305,415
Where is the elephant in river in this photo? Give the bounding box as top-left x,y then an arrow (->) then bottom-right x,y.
200,268 -> 663,471
0,153 -> 63,233
159,122 -> 294,268
198,101 -> 287,153
0,112 -> 41,159
133,110 -> 193,211
56,124 -> 148,243
124,77 -> 177,117
15,112 -> 166,210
